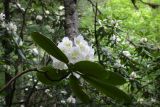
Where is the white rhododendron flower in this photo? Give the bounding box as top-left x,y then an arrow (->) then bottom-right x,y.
45,10 -> 50,15
137,98 -> 144,104
6,22 -> 17,33
17,3 -> 25,11
1,21 -> 6,28
61,100 -> 66,104
32,48 -> 39,56
114,59 -> 124,68
151,98 -> 156,103
60,90 -> 67,95
67,96 -> 76,104
51,35 -> 94,70
36,15 -> 43,21
110,34 -> 121,44
140,37 -> 147,43
122,51 -> 131,58
130,72 -> 137,80
0,13 -> 5,21
59,6 -> 64,10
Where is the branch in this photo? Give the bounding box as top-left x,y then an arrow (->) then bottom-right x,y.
87,0 -> 102,14
20,0 -> 33,40
139,0 -> 160,9
94,3 -> 101,64
0,68 -> 38,93
24,81 -> 38,107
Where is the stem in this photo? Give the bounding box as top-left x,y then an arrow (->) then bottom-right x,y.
0,68 -> 38,93
94,3 -> 101,63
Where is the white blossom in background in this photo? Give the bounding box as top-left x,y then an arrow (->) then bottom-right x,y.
28,48 -> 39,56
1,21 -> 6,28
61,100 -> 66,104
67,96 -> 76,104
0,13 -> 5,21
137,98 -> 144,104
32,48 -> 39,56
6,22 -> 17,33
51,35 -> 94,70
11,3 -> 25,12
140,37 -> 148,43
122,51 -> 131,58
61,90 -> 67,95
110,34 -> 121,44
45,89 -> 50,93
45,25 -> 54,33
35,86 -> 39,89
130,72 -> 137,80
59,6 -> 64,10
102,47 -> 112,57
20,105 -> 24,107
25,88 -> 28,91
151,98 -> 156,103
36,15 -> 43,21
113,59 -> 124,68
17,3 -> 25,11
45,89 -> 53,97
45,10 -> 50,15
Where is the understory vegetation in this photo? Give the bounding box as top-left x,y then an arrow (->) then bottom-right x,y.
0,0 -> 160,107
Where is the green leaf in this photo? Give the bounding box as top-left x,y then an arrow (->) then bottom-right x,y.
69,75 -> 90,104
31,32 -> 69,64
74,61 -> 126,85
73,61 -> 106,78
37,66 -> 68,85
103,72 -> 126,85
82,75 -> 131,103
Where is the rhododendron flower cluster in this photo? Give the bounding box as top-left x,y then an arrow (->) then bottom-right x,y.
0,13 -> 5,21
6,22 -> 17,33
0,13 -> 17,34
51,35 -> 95,70
122,51 -> 131,58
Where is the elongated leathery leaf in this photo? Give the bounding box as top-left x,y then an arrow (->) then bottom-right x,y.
103,71 -> 126,85
69,75 -> 90,103
74,61 -> 106,78
82,75 -> 131,103
74,61 -> 126,85
31,32 -> 69,63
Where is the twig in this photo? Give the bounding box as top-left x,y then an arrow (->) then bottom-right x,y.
87,0 -> 101,14
0,68 -> 38,93
139,0 -> 160,9
20,0 -> 33,40
94,3 -> 101,64
24,81 -> 38,107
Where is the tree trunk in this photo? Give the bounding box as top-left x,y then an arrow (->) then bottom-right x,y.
3,0 -> 15,107
64,0 -> 78,40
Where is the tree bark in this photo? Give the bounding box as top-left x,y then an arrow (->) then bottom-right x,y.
64,0 -> 78,40
2,0 -> 15,107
